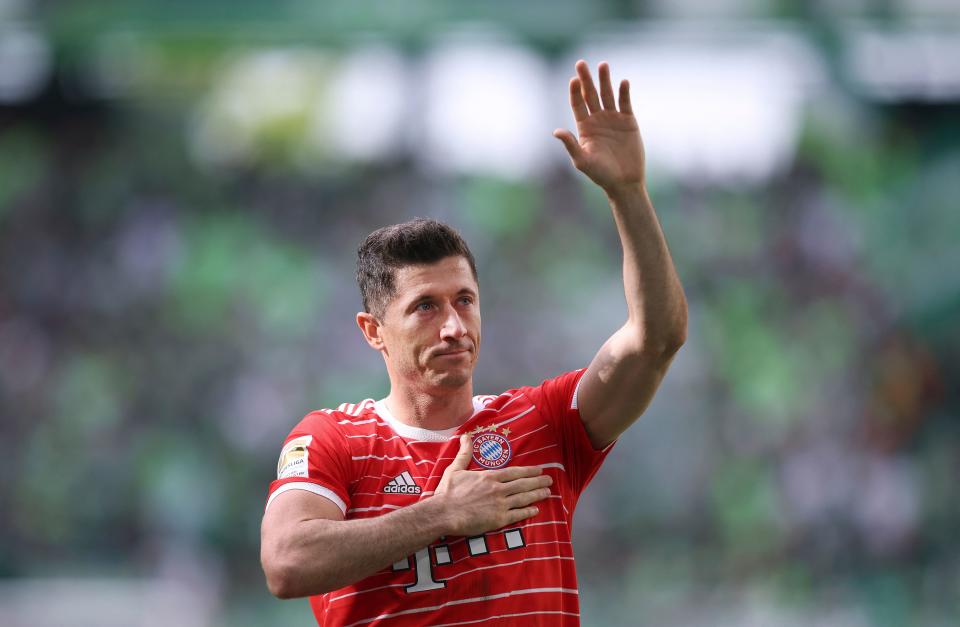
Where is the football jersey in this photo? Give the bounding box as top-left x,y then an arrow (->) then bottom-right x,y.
265,369 -> 615,626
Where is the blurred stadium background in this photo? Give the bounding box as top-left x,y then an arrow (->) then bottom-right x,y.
1,0 -> 959,625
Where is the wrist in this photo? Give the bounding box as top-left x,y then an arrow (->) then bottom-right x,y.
604,181 -> 647,203
417,494 -> 457,537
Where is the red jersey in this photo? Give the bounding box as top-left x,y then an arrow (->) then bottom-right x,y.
265,369 -> 614,626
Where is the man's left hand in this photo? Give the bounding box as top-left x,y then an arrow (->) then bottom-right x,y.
553,60 -> 645,194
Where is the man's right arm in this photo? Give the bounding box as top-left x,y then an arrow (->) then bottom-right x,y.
260,433 -> 552,598
261,489 -> 448,598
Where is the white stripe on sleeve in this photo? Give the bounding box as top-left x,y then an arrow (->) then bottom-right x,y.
265,482 -> 347,515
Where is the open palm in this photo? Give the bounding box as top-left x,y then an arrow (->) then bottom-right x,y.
554,61 -> 645,192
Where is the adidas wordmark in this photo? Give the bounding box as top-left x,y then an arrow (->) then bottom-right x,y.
383,471 -> 422,495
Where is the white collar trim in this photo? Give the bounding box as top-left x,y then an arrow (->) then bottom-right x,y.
374,397 -> 488,442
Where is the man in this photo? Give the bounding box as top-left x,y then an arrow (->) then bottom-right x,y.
260,60 -> 687,626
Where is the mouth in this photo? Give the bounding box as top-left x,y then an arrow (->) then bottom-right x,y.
433,348 -> 471,358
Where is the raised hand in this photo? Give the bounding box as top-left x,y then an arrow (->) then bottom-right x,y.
433,433 -> 552,537
553,60 -> 645,193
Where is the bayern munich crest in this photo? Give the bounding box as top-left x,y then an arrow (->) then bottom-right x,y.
472,431 -> 512,469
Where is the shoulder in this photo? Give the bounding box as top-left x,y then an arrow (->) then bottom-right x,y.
289,399 -> 381,436
333,399 -> 378,418
470,386 -> 538,419
472,393 -> 499,408
472,376 -> 553,410
484,369 -> 586,414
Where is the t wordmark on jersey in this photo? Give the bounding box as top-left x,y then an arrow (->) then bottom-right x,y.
393,528 -> 527,593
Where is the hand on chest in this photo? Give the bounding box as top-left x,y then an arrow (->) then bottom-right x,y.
346,398 -> 566,516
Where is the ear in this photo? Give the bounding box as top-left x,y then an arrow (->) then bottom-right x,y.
356,312 -> 385,351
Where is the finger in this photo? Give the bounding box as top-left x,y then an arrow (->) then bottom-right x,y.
618,79 -> 633,116
552,129 -> 583,163
501,475 -> 553,496
575,59 -> 602,114
506,488 -> 551,509
568,77 -> 589,122
489,465 -> 543,482
598,62 -> 616,110
448,433 -> 473,471
506,506 -> 540,525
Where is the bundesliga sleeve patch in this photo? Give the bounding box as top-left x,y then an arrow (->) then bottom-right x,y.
277,435 -> 312,479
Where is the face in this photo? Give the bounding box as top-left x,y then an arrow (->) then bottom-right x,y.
359,256 -> 481,391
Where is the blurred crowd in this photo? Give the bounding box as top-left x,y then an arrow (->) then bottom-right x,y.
1,2 -> 958,625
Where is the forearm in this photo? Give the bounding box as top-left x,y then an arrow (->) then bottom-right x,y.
606,182 -> 687,351
264,497 -> 449,598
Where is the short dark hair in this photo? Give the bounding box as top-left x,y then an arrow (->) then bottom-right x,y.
357,218 -> 478,318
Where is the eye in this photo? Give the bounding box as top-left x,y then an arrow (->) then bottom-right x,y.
415,302 -> 434,312
458,296 -> 474,306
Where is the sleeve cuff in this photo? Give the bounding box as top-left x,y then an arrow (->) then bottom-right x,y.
265,481 -> 348,515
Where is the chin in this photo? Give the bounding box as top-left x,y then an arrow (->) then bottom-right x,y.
434,369 -> 472,388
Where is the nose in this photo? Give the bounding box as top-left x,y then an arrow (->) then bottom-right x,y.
439,305 -> 467,341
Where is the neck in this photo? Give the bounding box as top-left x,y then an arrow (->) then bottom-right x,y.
384,381 -> 475,431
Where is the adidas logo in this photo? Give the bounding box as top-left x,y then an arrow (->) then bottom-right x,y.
383,471 -> 422,495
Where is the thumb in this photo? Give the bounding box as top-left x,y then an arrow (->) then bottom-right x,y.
553,129 -> 583,162
448,433 -> 473,471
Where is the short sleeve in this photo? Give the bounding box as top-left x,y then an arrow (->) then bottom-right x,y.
524,369 -> 615,496
265,411 -> 353,515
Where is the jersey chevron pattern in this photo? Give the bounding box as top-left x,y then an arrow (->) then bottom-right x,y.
265,369 -> 614,626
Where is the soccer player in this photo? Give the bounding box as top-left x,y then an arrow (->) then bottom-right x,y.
260,60 -> 687,626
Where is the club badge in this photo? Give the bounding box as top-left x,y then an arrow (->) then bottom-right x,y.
471,429 -> 512,469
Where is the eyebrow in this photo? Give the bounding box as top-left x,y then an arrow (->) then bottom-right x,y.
406,287 -> 478,307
